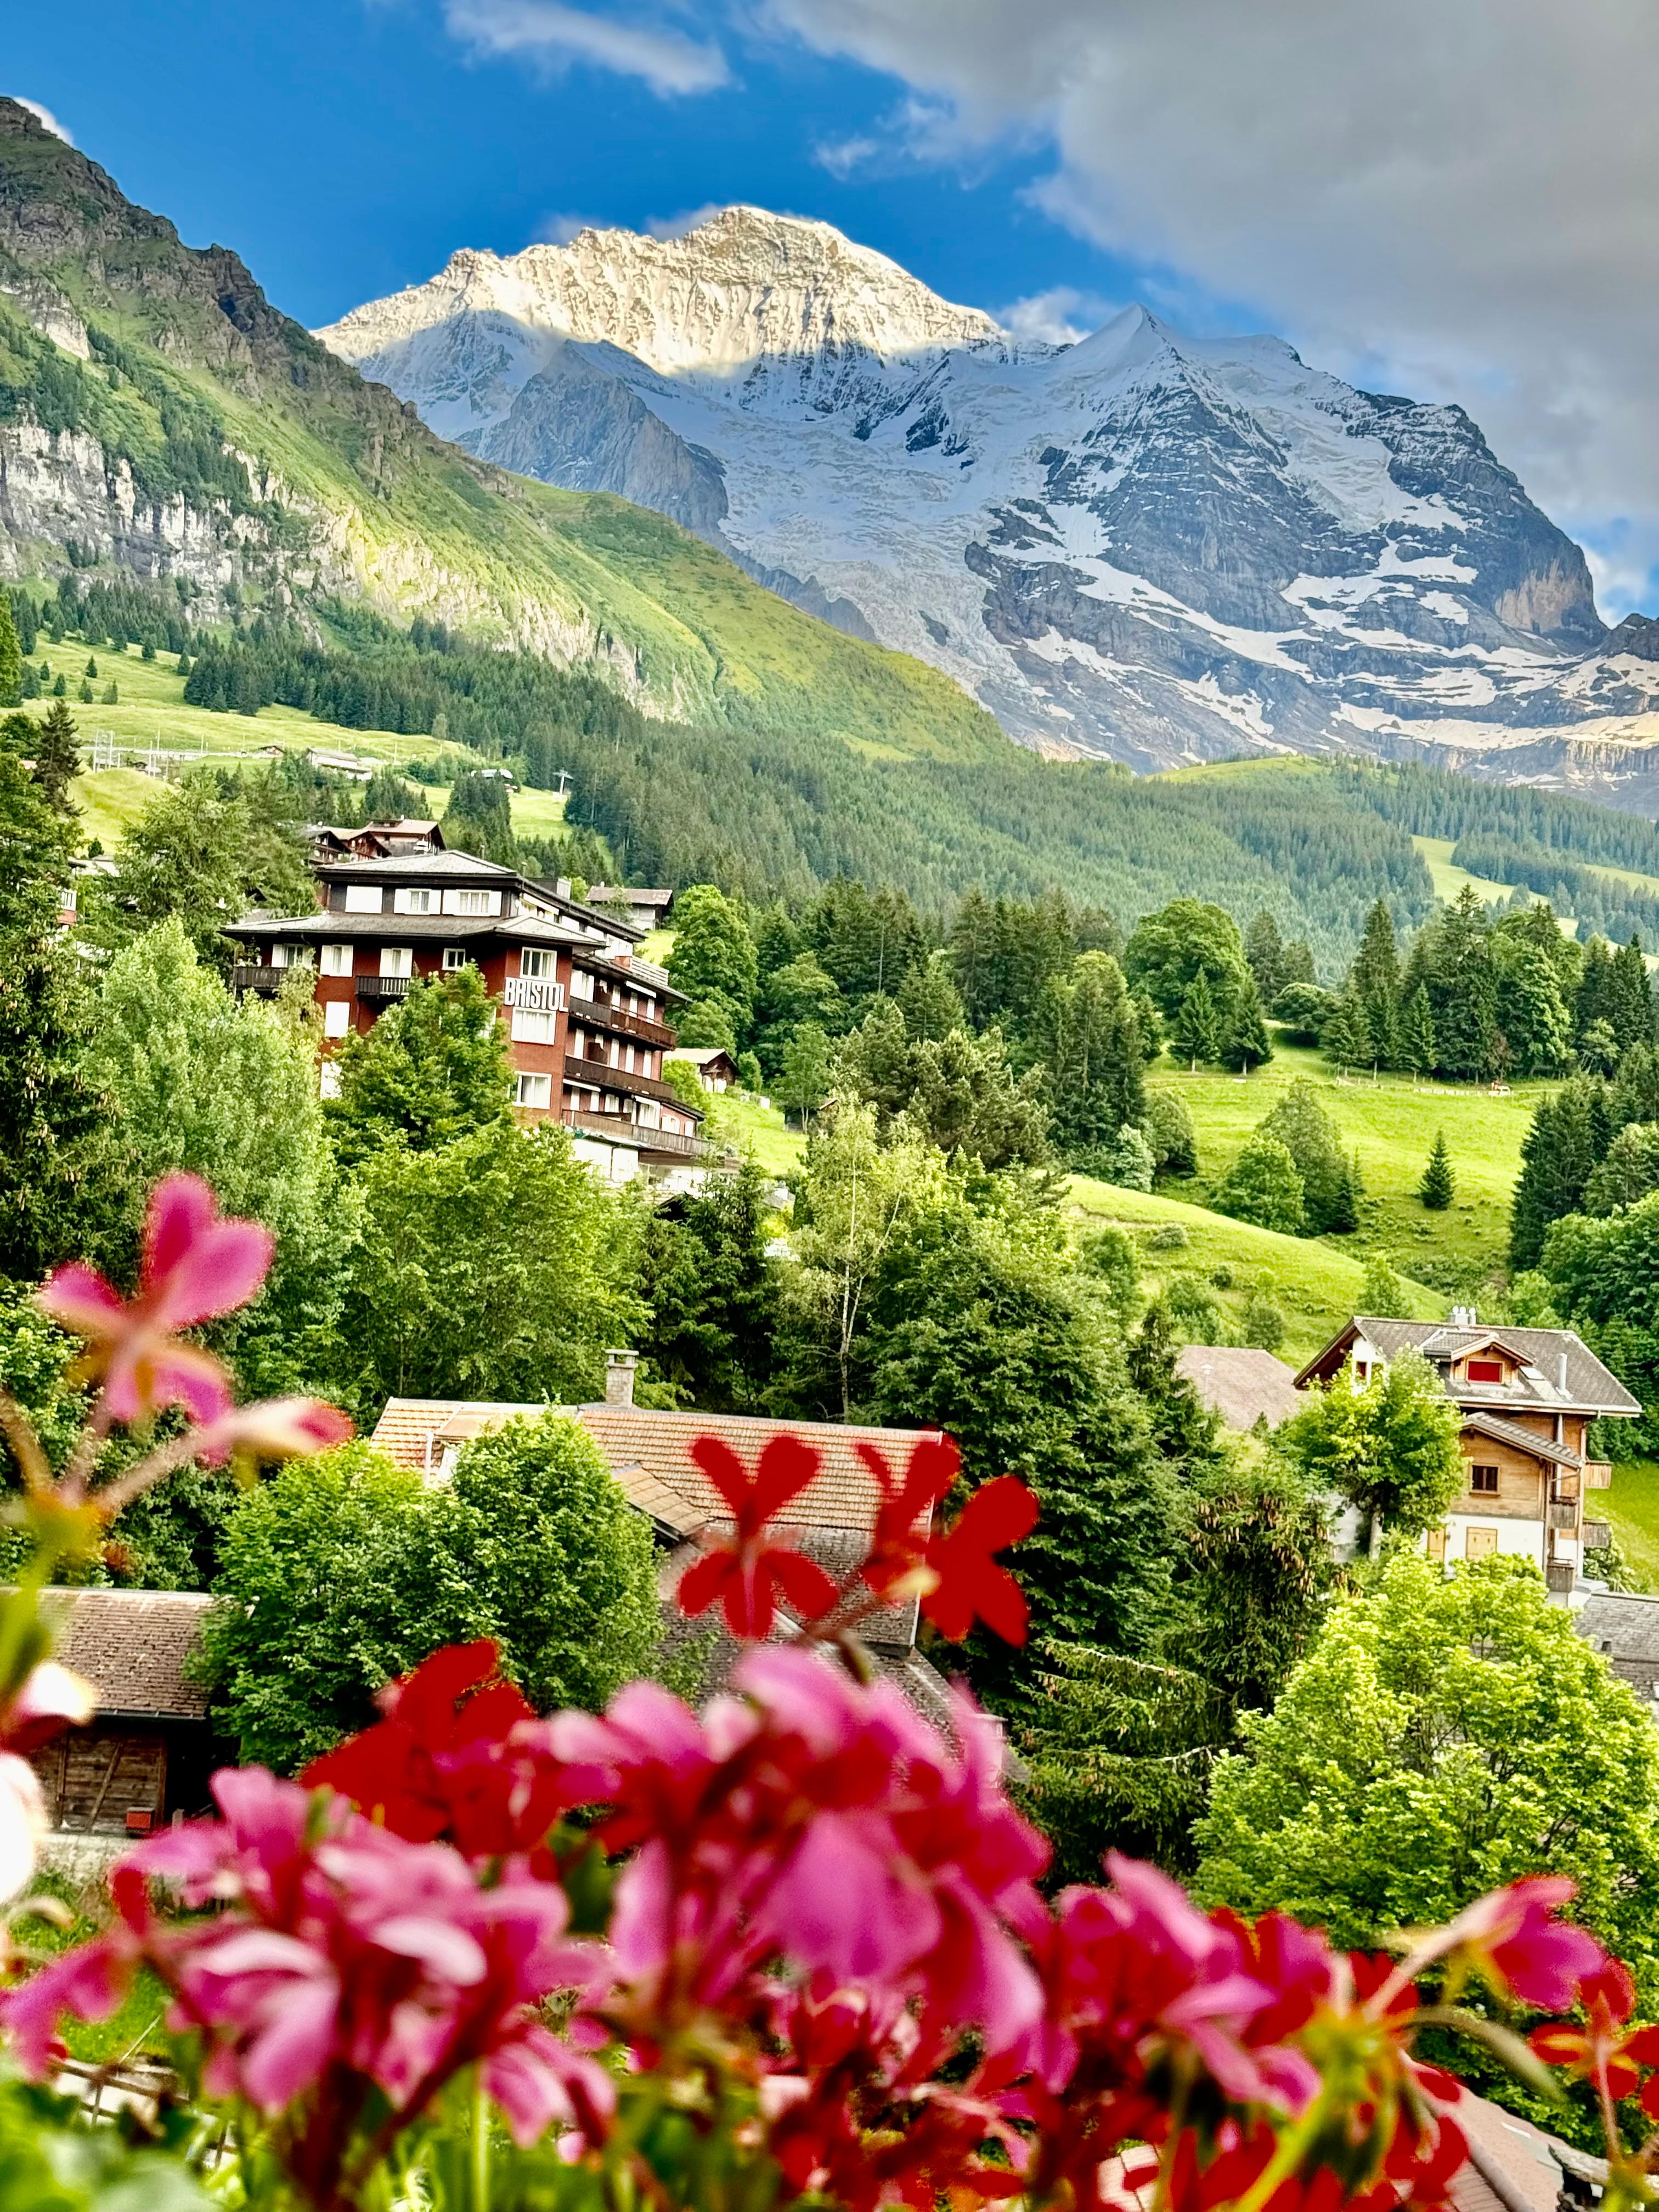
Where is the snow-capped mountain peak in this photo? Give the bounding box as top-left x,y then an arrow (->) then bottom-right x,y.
320,208 -> 1657,777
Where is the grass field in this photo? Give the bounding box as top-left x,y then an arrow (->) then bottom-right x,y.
1603,1462 -> 1659,1592
707,1090 -> 804,1177
1149,1039 -> 1537,1288
1070,1175 -> 1440,1362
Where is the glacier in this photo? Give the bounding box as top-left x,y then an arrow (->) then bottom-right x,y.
319,206 -> 1659,787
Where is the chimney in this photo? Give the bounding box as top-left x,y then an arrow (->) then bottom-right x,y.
1559,1350 -> 1570,1394
604,1350 -> 639,1408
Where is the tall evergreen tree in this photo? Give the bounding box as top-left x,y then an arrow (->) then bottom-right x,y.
1350,899 -> 1401,1062
0,593 -> 22,708
1172,970 -> 1222,1070
1611,935 -> 1654,1057
1032,951 -> 1146,1158
1420,1131 -> 1454,1211
1493,937 -> 1573,1077
1220,983 -> 1273,1074
1245,911 -> 1289,1002
1322,983 -> 1372,1073
1409,886 -> 1498,1081
1576,936 -> 1617,1053
30,700 -> 80,813
1509,1080 -> 1606,1269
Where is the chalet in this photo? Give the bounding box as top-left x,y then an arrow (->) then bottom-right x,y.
585,885 -> 675,933
309,818 -> 446,861
1175,1346 -> 1302,1431
224,849 -> 705,1184
306,747 -> 376,781
665,1046 -> 740,1094
1296,1316 -> 1636,1594
1576,1592 -> 1659,1702
25,1590 -> 219,1837
369,1373 -> 953,1719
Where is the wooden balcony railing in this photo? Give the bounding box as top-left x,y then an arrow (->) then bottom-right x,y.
1547,1502 -> 1578,1531
356,975 -> 413,1002
1582,1520 -> 1612,1551
1585,1460 -> 1613,1490
573,998 -> 677,1050
560,1110 -> 703,1160
232,965 -> 284,996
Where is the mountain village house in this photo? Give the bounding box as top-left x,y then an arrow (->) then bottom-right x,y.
1296,1316 -> 1634,1593
224,848 -> 704,1184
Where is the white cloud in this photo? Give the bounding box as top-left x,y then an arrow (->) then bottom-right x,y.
443,0 -> 729,94
999,285 -> 1113,347
812,132 -> 879,178
762,0 -> 1659,617
645,201 -> 724,238
532,211 -> 607,244
15,98 -> 71,145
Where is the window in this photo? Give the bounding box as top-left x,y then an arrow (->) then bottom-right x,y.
321,944 -> 352,977
571,968 -> 595,1002
451,889 -> 493,916
343,883 -> 383,913
1470,1465 -> 1499,1493
512,1008 -> 557,1043
521,948 -> 552,979
380,946 -> 413,978
1466,1358 -> 1505,1384
442,946 -> 467,971
319,1060 -> 342,1099
624,1045 -> 636,1073
514,1072 -> 551,1109
394,887 -> 435,915
324,1000 -> 351,1039
1353,1361 -> 1370,1383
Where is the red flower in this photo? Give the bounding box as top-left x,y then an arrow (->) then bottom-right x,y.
921,1475 -> 1039,1645
304,1641 -> 572,1864
856,1433 -> 961,1600
676,1433 -> 839,1638
1530,1959 -> 1659,2109
37,1173 -> 273,1424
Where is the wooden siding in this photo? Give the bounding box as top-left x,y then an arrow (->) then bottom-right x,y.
32,1724 -> 166,1836
1452,1436 -> 1549,1521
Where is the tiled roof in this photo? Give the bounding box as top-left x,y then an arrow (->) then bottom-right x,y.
1297,1318 -> 1640,1416
315,853 -> 520,882
1577,1591 -> 1659,1663
35,1590 -> 212,1719
370,1400 -> 941,1536
1175,1347 -> 1301,1431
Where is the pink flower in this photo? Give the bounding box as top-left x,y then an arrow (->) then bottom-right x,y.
193,1396 -> 354,1466
1440,1877 -> 1607,2011
0,1662 -> 96,1903
37,1174 -> 273,1424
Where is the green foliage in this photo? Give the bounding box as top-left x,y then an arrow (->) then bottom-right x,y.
776,1024 -> 832,1124
1216,1132 -> 1305,1235
1510,1078 -> 1608,1269
0,757 -> 115,1280
835,1006 -> 1050,1169
1402,887 -> 1499,1081
667,885 -> 758,1043
1087,1123 -> 1156,1193
639,1163 -> 780,1412
1126,900 -> 1251,1024
200,1420 -> 657,1769
327,967 -> 514,1165
0,595 -> 21,709
1193,1551 -> 1659,1977
1585,1123 -> 1659,1215
1142,1089 -> 1199,1179
1256,1081 -> 1361,1235
1271,983 -> 1332,1045
1359,1253 -> 1410,1317
1419,1130 -> 1455,1210
29,701 -> 78,811
1171,971 -> 1223,1069
337,1119 -> 644,1408
1031,951 -> 1146,1162
1241,1293 -> 1286,1352
0,2070 -> 209,2211
1077,1222 -> 1141,1324
82,776 -> 315,966
442,769 -> 517,865
1277,1350 -> 1463,1542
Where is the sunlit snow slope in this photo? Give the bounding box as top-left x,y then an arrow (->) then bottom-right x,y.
321,207 -> 1659,776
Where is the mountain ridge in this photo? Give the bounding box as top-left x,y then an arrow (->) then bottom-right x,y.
0,105 -> 1006,761
323,206 -> 1659,792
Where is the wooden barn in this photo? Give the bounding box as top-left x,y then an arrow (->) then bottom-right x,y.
26,1590 -> 218,1839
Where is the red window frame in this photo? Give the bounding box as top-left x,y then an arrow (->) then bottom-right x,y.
1466,1358 -> 1505,1384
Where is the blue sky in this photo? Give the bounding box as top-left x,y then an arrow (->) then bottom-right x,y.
9,0 -> 1658,617
5,2 -> 1157,336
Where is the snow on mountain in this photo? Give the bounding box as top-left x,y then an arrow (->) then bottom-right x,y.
319,207 -> 1659,775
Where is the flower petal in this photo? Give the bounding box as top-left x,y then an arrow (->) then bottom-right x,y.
35,1262 -> 125,1340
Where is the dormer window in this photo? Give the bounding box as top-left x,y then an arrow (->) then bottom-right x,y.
1466,1358 -> 1505,1385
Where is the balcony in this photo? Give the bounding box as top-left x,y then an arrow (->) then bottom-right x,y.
1545,1561 -> 1575,1596
1585,1460 -> 1613,1489
562,1058 -> 689,1109
560,1110 -> 703,1161
356,975 -> 412,1003
1547,1502 -> 1578,1531
1551,1471 -> 1581,1503
1582,1520 -> 1612,1551
574,998 -> 677,1050
232,964 -> 284,997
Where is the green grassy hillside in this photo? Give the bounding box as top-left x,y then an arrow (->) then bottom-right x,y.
1069,1176 -> 1441,1362
1601,1461 -> 1659,1593
0,100 -> 1002,761
1149,1040 -> 1537,1289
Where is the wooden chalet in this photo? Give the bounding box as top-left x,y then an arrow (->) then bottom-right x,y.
26,1590 -> 218,1837
224,850 -> 706,1184
1296,1316 -> 1635,1593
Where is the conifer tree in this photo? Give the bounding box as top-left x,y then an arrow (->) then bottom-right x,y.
0,594 -> 22,708
1576,936 -> 1616,1052
51,674 -> 66,698
1245,911 -> 1288,1001
1172,969 -> 1222,1070
84,656 -> 98,679
1221,984 -> 1274,1074
1611,935 -> 1654,1057
1509,1080 -> 1605,1269
77,680 -> 93,705
31,700 -> 79,813
1350,898 -> 1401,1063
1322,983 -> 1371,1073
1420,1130 -> 1454,1211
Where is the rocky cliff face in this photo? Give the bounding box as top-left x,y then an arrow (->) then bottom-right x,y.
324,208 -> 1659,775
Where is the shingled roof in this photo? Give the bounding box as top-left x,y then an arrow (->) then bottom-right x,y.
35,1590 -> 211,1720
1296,1318 -> 1639,1417
369,1401 -> 942,1537
1175,1347 -> 1302,1431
